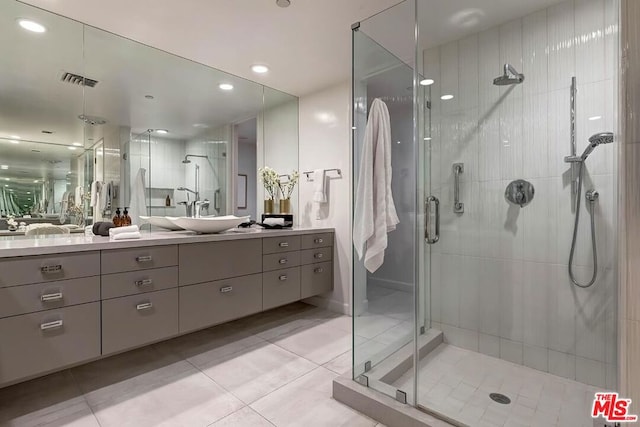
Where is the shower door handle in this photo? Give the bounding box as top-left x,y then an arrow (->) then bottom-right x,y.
453,163 -> 464,213
425,196 -> 440,244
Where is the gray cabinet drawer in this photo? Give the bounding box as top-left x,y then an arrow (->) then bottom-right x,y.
101,245 -> 178,274
262,235 -> 301,254
179,273 -> 262,333
102,288 -> 178,355
0,302 -> 100,385
101,267 -> 178,299
263,267 -> 301,311
301,233 -> 333,250
179,240 -> 262,285
0,252 -> 100,288
300,248 -> 332,266
263,251 -> 300,272
301,262 -> 333,298
0,276 -> 100,318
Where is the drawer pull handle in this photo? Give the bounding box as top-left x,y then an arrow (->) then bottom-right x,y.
41,292 -> 63,302
40,320 -> 63,331
279,275 -> 288,281
220,286 -> 233,293
41,265 -> 62,274
314,267 -> 324,274
314,238 -> 324,244
136,255 -> 153,262
136,302 -> 153,311
314,253 -> 324,259
279,242 -> 289,248
135,279 -> 153,286
279,258 -> 288,264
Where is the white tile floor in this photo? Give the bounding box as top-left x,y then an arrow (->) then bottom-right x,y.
0,303 -> 383,427
393,343 -> 604,427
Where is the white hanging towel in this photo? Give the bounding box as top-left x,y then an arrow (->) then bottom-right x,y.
74,186 -> 83,207
129,168 -> 147,226
312,169 -> 327,219
353,98 -> 399,273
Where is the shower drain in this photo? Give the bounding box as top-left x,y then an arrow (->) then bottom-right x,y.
489,393 -> 511,404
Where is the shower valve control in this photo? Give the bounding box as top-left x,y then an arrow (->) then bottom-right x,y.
505,180 -> 535,208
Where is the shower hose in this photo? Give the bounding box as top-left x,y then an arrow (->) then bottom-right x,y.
568,161 -> 598,288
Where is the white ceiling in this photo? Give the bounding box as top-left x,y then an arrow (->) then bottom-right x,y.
20,0 -> 403,97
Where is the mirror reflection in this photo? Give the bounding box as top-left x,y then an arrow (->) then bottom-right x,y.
0,0 -> 299,235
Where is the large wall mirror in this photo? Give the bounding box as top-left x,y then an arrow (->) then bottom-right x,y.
0,0 -> 298,233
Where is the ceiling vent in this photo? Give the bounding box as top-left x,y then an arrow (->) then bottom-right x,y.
60,72 -> 99,88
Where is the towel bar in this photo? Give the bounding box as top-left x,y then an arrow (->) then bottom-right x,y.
303,168 -> 342,181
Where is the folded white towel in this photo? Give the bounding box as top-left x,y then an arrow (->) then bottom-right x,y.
312,169 -> 327,203
109,225 -> 140,237
110,231 -> 142,240
263,217 -> 285,226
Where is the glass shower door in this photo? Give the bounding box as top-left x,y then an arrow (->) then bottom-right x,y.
351,24 -> 419,403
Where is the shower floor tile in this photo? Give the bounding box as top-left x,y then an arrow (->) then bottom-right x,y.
393,343 -> 604,427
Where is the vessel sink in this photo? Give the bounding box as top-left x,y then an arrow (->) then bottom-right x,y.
139,216 -> 184,231
168,215 -> 250,234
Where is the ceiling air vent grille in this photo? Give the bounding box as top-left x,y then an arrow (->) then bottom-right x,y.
60,72 -> 98,88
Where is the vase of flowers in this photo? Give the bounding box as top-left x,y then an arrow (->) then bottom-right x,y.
6,215 -> 17,232
278,170 -> 299,214
259,166 -> 279,213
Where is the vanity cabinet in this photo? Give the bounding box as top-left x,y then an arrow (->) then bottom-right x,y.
0,229 -> 334,388
102,288 -> 179,355
179,273 -> 263,333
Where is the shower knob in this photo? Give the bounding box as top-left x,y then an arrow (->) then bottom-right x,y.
505,179 -> 534,207
586,190 -> 599,202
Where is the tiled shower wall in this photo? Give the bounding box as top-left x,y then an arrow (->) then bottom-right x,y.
425,0 -> 618,389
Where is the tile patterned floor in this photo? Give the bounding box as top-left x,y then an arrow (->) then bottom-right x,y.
392,343 -> 603,427
0,303 -> 381,427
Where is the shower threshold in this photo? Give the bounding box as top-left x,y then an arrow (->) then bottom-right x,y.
334,329 -> 607,427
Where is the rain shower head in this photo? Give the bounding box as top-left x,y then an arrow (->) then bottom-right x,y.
493,63 -> 525,86
580,132 -> 614,161
182,154 -> 208,164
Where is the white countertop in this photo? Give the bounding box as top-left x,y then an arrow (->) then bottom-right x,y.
0,227 -> 335,258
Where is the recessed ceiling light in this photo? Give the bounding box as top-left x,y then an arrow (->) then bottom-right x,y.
441,94 -> 454,100
17,19 -> 46,33
27,192 -> 31,194
155,129 -> 169,134
33,180 -> 39,183
193,123 -> 209,129
68,146 -> 77,150
420,79 -> 435,86
276,0 -> 291,7
251,65 -> 269,74
219,83 -> 234,91
0,165 -> 7,170
72,142 -> 82,146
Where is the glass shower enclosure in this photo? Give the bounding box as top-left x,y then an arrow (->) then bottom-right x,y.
352,1 -> 619,426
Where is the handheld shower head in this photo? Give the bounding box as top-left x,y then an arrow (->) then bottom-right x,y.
580,132 -> 614,161
588,132 -> 614,146
493,63 -> 525,86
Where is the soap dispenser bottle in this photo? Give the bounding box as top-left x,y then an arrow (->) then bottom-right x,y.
123,207 -> 132,226
113,208 -> 122,227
